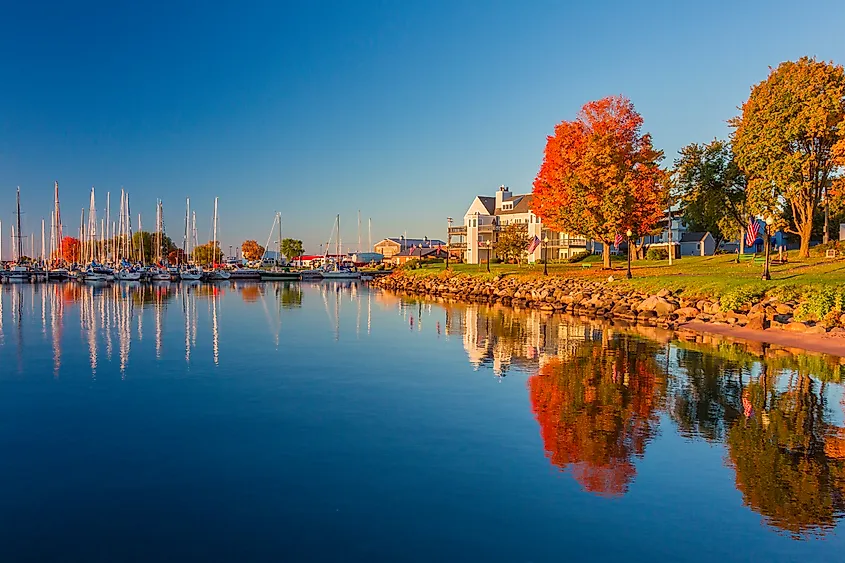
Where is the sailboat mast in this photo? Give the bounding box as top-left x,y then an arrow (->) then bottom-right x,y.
105,191 -> 110,263
278,212 -> 282,265
16,188 -> 23,261
41,218 -> 45,262
357,210 -> 361,254
54,181 -> 63,261
184,198 -> 190,260
138,214 -> 145,264
368,218 -> 372,252
212,197 -> 219,267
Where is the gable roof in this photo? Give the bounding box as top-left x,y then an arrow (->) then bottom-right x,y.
383,238 -> 445,247
478,196 -> 496,215
394,247 -> 448,258
680,231 -> 710,243
498,194 -> 533,215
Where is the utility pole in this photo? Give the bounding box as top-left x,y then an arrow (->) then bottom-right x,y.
667,198 -> 674,266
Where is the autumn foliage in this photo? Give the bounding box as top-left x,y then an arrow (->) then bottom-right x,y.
56,236 -> 80,263
731,57 -> 845,258
241,239 -> 266,262
528,337 -> 665,497
532,96 -> 667,268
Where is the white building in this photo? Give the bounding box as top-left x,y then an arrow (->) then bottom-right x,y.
449,186 -> 590,264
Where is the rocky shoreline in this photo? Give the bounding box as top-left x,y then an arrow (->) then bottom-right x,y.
372,271 -> 845,341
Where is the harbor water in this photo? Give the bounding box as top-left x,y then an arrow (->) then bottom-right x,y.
0,281 -> 843,562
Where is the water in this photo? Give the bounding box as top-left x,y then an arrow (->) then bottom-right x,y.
0,281 -> 843,562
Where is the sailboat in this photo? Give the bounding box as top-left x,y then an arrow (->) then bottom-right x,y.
46,182 -> 70,281
321,215 -> 360,279
115,190 -> 141,281
259,213 -> 299,281
5,188 -> 35,282
204,197 -> 230,281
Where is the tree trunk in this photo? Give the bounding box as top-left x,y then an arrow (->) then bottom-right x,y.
602,244 -> 611,269
799,221 -> 812,258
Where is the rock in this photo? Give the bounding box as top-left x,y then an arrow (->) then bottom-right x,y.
674,307 -> 700,319
746,315 -> 767,331
656,288 -> 671,298
776,304 -> 793,315
607,275 -> 615,282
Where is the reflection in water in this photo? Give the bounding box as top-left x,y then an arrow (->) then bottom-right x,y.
379,293 -> 845,537
2,283 -> 845,539
529,335 -> 666,497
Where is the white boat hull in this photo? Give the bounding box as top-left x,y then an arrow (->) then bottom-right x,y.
321,271 -> 361,279
117,271 -> 142,281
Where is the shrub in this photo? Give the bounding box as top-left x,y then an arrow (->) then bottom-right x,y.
399,259 -> 420,270
720,284 -> 766,311
811,240 -> 842,257
794,286 -> 845,322
566,250 -> 591,263
646,247 -> 669,260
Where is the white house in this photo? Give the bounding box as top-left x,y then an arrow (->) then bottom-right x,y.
449,186 -> 590,264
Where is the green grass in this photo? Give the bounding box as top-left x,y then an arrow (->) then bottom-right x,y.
398,254 -> 845,300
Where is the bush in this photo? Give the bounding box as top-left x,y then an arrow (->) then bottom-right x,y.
646,247 -> 669,260
399,259 -> 420,270
794,286 -> 845,322
565,250 -> 591,263
720,284 -> 766,311
812,240 -> 843,257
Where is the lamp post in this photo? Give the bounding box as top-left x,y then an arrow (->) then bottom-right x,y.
543,235 -> 549,276
762,217 -> 773,281
446,217 -> 452,269
626,229 -> 633,279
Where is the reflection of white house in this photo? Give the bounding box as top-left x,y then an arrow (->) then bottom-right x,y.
449,186 -> 591,264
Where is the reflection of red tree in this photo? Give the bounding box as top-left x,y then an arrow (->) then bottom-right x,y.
528,339 -> 665,497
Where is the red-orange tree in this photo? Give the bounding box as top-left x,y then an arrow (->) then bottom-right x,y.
56,236 -> 80,263
532,96 -> 667,268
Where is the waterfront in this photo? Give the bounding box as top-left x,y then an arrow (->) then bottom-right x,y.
1,281 -> 844,561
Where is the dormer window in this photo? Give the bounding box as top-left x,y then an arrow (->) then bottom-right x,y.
503,203 -> 513,210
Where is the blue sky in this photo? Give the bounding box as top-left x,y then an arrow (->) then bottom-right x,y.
1,0 -> 844,258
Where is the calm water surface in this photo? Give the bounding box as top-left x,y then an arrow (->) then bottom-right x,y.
1,281 -> 843,562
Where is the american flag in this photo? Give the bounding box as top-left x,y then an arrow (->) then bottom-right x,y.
745,220 -> 760,247
526,235 -> 540,253
614,233 -> 624,248
409,245 -> 416,254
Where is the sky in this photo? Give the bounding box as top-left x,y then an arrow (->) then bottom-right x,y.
1,0 -> 844,258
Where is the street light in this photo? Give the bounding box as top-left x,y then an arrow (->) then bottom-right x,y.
626,229 -> 633,279
762,217 -> 773,280
446,217 -> 453,269
543,235 -> 549,276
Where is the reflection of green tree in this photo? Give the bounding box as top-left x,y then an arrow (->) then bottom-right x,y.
528,335 -> 667,497
726,370 -> 845,537
669,347 -> 746,442
276,283 -> 302,308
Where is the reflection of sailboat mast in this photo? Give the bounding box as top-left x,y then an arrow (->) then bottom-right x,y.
367,288 -> 371,335
212,289 -> 219,365
51,285 -> 63,377
155,291 -> 163,360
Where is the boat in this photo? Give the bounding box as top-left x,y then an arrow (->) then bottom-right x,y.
256,212 -> 300,282
321,267 -> 361,280
149,267 -> 172,282
81,263 -> 112,283
116,268 -> 142,281
4,265 -> 34,283
203,197 -> 230,282
180,266 -> 204,281
229,268 -> 261,280
259,268 -> 300,281
298,269 -> 323,280
204,269 -> 231,281
46,268 -> 70,281
319,215 -> 361,279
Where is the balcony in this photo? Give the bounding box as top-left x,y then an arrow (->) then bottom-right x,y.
477,224 -> 498,233
450,242 -> 467,249
448,226 -> 467,236
546,238 -> 588,249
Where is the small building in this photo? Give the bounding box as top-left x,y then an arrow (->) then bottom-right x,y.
350,252 -> 384,266
374,237 -> 446,259
679,232 -> 716,256
391,246 -> 449,266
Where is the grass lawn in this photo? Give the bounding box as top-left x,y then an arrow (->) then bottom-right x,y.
399,253 -> 845,299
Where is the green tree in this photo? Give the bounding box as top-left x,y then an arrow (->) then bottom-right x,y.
674,139 -> 750,252
731,57 -> 845,258
280,238 -> 304,262
194,241 -> 224,265
131,231 -> 176,264
495,224 -> 531,264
